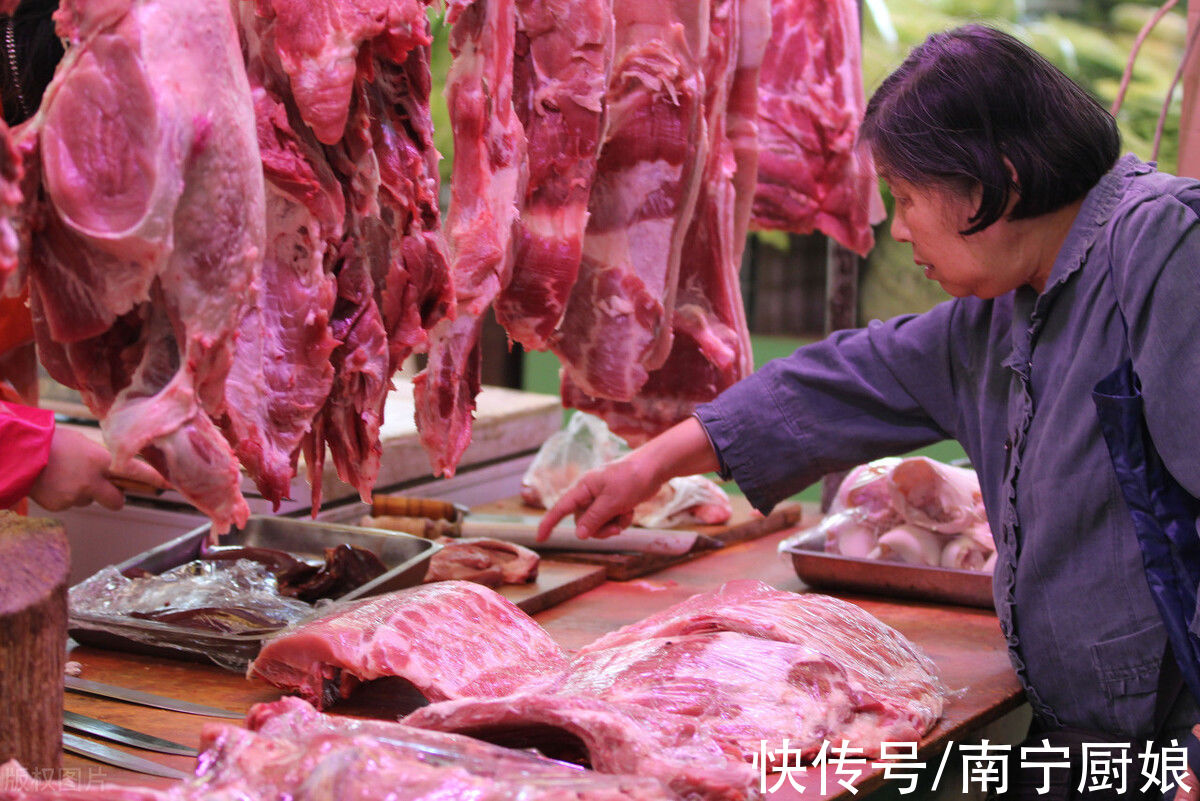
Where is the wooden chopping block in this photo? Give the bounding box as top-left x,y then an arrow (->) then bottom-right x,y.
0,513 -> 69,773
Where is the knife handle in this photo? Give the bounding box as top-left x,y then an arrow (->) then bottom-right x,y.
371,495 -> 463,522
361,515 -> 460,539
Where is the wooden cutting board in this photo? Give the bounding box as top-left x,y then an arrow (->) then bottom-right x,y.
471,496 -> 807,581
498,559 -> 607,614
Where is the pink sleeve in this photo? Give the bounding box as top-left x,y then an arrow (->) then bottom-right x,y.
0,401 -> 55,508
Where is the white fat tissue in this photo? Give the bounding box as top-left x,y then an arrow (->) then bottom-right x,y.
522,412 -> 733,528
789,456 -> 996,572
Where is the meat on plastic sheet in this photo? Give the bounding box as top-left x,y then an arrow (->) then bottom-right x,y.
521,413 -> 732,527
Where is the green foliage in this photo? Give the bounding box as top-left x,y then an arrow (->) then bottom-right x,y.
859,0 -> 1188,320
427,8 -> 454,194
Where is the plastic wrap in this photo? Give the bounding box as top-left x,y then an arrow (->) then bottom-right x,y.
572,580 -> 948,759
522,413 -> 732,527
70,561 -> 313,632
784,456 -> 995,573
192,697 -> 674,801
68,562 -> 319,672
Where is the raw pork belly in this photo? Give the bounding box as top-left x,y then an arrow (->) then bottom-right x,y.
562,0 -> 767,443
25,0 -> 265,532
249,581 -> 568,708
578,579 -> 946,750
751,0 -> 881,255
402,693 -> 758,801
492,0 -> 614,351
549,0 -> 710,402
414,0 -> 527,476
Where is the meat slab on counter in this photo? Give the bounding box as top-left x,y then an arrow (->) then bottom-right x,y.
247,579 -> 945,800
0,697 -> 674,801
572,580 -> 947,752
248,580 -> 568,708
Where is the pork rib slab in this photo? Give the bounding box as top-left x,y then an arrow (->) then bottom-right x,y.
248,580 -> 568,708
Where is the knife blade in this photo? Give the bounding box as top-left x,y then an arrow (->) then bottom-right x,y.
64,711 -> 198,756
460,514 -> 719,555
62,732 -> 192,780
65,676 -> 242,719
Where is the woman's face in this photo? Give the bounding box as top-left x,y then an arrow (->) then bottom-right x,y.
885,176 -> 1038,299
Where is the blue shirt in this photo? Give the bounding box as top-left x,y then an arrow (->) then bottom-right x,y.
697,155 -> 1200,735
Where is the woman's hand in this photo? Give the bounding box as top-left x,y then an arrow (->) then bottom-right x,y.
536,417 -> 721,541
28,427 -> 168,511
536,454 -> 659,540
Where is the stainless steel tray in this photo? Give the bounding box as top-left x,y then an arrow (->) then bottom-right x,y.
785,534 -> 994,610
69,516 -> 440,669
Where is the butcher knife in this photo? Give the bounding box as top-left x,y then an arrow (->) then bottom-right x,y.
65,676 -> 243,719
64,711 -> 198,756
62,732 -> 192,780
369,494 -> 718,555
458,514 -> 718,555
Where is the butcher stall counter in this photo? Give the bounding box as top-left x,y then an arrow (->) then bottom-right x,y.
57,521 -> 1026,801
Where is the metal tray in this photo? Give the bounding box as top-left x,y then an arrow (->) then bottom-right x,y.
68,516 -> 440,669
785,531 -> 994,610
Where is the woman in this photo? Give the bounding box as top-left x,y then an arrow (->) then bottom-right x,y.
0,0 -> 166,512
540,24 -> 1200,798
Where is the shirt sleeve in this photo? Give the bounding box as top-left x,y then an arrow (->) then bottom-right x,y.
0,401 -> 55,508
695,301 -> 963,514
1109,186 -> 1200,499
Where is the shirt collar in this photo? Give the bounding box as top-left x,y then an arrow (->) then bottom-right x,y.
1035,153 -> 1152,305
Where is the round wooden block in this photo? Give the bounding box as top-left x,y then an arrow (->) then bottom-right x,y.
0,512 -> 69,774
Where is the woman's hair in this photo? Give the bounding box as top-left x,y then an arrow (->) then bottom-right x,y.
859,24 -> 1120,235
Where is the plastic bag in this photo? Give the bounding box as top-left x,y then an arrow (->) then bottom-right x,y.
522,413 -> 732,527
782,456 -> 996,573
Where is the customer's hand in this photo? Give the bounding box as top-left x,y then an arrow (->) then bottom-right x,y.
28,427 -> 168,511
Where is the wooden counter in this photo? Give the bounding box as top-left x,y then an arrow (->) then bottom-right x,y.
59,524 -> 1024,799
